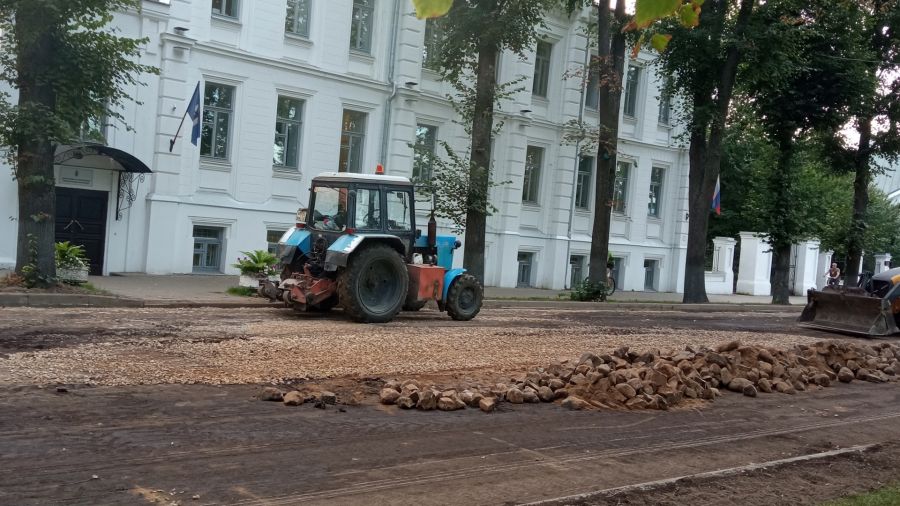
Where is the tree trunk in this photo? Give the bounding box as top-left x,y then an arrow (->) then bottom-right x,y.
770,136 -> 793,305
587,0 -> 626,297
13,5 -> 58,284
844,116 -> 873,286
682,128 -> 711,303
681,0 -> 755,304
462,32 -> 498,283
771,242 -> 792,305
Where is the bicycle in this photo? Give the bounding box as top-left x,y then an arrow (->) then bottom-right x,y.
581,270 -> 616,297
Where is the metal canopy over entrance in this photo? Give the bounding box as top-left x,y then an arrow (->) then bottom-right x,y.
54,144 -> 152,220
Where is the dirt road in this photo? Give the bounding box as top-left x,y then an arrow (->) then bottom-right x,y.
2,306 -> 900,505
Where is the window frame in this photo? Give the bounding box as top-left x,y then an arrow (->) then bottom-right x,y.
284,0 -> 311,38
623,64 -> 642,119
412,123 -> 437,181
585,56 -> 599,110
192,226 -> 224,272
273,95 -> 304,170
532,40 -> 552,98
266,229 -> 287,254
522,145 -> 544,205
648,166 -> 665,218
211,0 -> 239,19
570,254 -> 585,288
422,18 -> 443,71
350,0 -> 374,54
517,251 -> 535,288
575,156 -> 593,210
339,109 -> 367,173
612,160 -> 631,214
200,82 -> 235,161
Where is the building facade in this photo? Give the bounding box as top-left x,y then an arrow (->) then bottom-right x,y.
0,0 -> 690,292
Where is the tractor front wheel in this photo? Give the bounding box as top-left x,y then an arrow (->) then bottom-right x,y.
445,274 -> 483,321
338,244 -> 409,323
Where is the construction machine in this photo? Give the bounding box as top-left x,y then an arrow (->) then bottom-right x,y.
258,168 -> 483,323
798,267 -> 900,336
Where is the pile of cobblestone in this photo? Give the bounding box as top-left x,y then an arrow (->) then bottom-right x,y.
370,340 -> 900,412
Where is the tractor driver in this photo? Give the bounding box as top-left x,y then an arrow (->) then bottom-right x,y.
315,186 -> 349,231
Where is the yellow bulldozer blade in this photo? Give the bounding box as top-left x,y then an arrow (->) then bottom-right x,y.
798,288 -> 900,337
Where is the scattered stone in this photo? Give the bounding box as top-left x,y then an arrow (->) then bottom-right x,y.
561,396 -> 590,410
506,387 -> 524,404
838,367 -> 855,383
260,387 -> 283,402
522,387 -> 540,403
319,391 -> 337,405
742,384 -> 758,397
757,378 -> 773,393
727,377 -> 753,393
479,397 -> 497,413
396,396 -> 416,409
417,389 -> 438,410
538,386 -> 555,402
283,391 -> 304,406
614,383 -> 637,399
379,388 -> 401,405
548,378 -> 566,390
438,396 -> 466,411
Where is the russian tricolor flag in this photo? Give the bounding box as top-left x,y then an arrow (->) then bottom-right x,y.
711,175 -> 721,215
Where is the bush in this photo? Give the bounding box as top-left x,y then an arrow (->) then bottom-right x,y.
570,278 -> 608,302
232,250 -> 278,276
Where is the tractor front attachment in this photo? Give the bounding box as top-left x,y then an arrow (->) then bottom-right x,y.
798,286 -> 900,337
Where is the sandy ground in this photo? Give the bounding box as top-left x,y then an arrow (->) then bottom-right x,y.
0,306 -> 835,387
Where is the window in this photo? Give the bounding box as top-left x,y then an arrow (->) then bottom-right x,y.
267,229 -> 286,254
353,188 -> 382,230
386,190 -> 412,231
201,83 -> 234,160
412,124 -> 437,180
423,19 -> 443,71
79,114 -> 107,144
648,166 -> 664,217
339,109 -> 366,173
658,89 -> 671,125
623,64 -> 642,118
211,0 -> 238,18
350,0 -> 374,53
611,256 -> 624,287
193,226 -> 224,272
311,186 -> 349,231
612,161 -> 630,213
644,259 -> 659,291
585,57 -> 599,110
273,96 -> 304,170
570,255 -> 585,288
575,156 -> 593,209
522,146 -> 543,204
285,0 -> 311,37
532,40 -> 552,98
517,252 -> 534,288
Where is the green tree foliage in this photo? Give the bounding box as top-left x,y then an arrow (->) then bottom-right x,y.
423,0 -> 555,282
740,0 -> 873,304
0,0 -> 156,286
654,0 -> 755,304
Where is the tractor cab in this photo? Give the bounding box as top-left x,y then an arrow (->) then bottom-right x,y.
305,172 -> 417,260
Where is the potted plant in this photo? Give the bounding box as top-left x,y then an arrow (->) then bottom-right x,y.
233,250 -> 279,287
55,241 -> 90,284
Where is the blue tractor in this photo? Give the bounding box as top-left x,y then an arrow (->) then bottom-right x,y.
261,170 -> 483,323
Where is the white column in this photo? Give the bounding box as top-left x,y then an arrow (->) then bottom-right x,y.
736,232 -> 772,296
792,239 -> 820,295
705,236 -> 736,295
875,253 -> 892,274
816,249 -> 834,290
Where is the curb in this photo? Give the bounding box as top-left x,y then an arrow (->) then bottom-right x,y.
0,292 -> 802,313
0,293 -> 144,308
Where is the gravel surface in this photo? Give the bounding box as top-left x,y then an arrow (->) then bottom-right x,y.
0,306 -> 830,387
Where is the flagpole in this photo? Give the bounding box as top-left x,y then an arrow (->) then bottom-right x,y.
168,108 -> 191,153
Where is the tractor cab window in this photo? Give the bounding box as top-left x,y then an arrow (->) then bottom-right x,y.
311,185 -> 348,231
386,189 -> 412,232
353,187 -> 382,230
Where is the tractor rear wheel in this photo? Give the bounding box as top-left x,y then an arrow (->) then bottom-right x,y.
338,244 -> 408,323
446,273 -> 483,321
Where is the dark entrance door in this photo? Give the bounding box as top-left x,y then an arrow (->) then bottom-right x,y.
55,187 -> 108,275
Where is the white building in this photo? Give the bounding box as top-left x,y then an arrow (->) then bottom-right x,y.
0,0 -> 690,292
875,157 -> 900,204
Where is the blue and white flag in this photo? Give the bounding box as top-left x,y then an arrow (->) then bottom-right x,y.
187,82 -> 201,146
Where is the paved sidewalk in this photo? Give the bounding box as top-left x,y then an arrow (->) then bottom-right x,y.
85,273 -> 805,306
